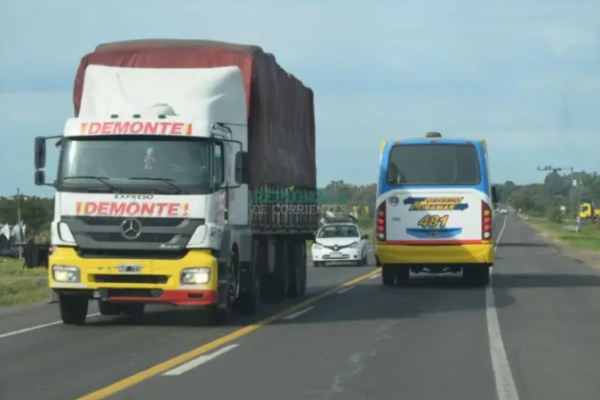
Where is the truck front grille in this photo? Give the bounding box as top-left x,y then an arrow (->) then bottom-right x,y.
94,274 -> 169,284
88,233 -> 175,243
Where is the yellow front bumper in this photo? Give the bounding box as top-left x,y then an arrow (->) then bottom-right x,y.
48,247 -> 219,305
375,243 -> 494,265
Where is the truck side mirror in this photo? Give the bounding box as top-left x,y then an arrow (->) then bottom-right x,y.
34,137 -> 46,170
235,151 -> 250,184
491,186 -> 499,205
34,170 -> 46,186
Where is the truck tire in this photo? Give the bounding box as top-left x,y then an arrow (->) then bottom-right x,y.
99,301 -> 122,316
59,294 -> 89,325
462,265 -> 490,286
288,241 -> 306,298
208,251 -> 238,325
381,265 -> 396,286
237,239 -> 262,316
122,304 -> 145,317
272,239 -> 290,298
299,242 -> 307,296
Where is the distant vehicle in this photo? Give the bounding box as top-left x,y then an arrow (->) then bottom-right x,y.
499,208 -> 508,214
312,213 -> 369,267
578,203 -> 600,224
374,132 -> 498,286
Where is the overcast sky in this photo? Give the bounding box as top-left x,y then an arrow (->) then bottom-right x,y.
1,0 -> 599,197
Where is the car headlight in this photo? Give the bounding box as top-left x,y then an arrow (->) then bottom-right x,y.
181,267 -> 211,284
53,265 -> 81,283
349,243 -> 359,249
313,244 -> 322,250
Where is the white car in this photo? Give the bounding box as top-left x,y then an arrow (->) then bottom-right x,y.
311,223 -> 369,267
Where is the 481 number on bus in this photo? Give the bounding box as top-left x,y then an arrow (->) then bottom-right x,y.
417,214 -> 449,228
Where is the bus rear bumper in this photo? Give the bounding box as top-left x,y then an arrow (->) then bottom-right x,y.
375,243 -> 494,265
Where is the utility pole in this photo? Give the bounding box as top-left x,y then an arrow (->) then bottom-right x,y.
16,187 -> 22,259
537,165 -> 576,221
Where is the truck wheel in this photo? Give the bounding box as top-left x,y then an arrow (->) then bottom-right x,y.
463,265 -> 490,286
208,252 -> 238,325
59,294 -> 89,325
206,305 -> 231,325
381,265 -> 396,286
272,240 -> 290,298
396,266 -> 411,286
299,242 -> 307,296
237,239 -> 262,316
122,304 -> 145,317
98,301 -> 122,316
288,242 -> 305,298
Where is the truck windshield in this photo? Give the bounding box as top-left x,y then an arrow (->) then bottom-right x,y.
386,143 -> 481,185
57,137 -> 213,194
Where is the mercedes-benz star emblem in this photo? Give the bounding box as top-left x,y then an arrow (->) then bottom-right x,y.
120,218 -> 142,240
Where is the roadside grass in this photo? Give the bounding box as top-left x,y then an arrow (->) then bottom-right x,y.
522,215 -> 600,253
0,258 -> 48,307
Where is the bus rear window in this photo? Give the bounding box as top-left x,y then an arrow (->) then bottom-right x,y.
387,144 -> 481,185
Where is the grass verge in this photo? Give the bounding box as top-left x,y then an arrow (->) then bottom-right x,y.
522,215 -> 600,253
0,258 -> 49,307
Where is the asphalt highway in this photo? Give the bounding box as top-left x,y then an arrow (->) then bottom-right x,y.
2,214 -> 600,400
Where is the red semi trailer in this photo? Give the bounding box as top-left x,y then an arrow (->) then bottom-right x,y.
35,39 -> 317,325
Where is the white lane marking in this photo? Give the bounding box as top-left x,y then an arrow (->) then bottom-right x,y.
162,344 -> 239,376
369,273 -> 381,280
335,286 -> 355,295
0,313 -> 101,339
487,215 -> 520,400
282,306 -> 315,320
494,214 -> 507,254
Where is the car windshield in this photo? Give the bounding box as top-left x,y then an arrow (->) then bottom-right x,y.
57,136 -> 214,194
387,143 -> 481,185
318,225 -> 360,238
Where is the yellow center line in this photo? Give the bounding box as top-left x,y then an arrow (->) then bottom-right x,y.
75,268 -> 382,400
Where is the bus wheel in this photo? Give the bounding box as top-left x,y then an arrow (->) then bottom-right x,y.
396,266 -> 411,286
382,265 -> 396,286
463,265 -> 490,286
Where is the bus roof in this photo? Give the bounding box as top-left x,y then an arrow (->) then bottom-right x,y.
383,137 -> 484,145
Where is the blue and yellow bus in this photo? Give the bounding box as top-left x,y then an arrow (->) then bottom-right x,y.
374,132 -> 498,286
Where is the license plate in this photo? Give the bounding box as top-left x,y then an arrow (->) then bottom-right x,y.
117,264 -> 142,273
329,252 -> 343,258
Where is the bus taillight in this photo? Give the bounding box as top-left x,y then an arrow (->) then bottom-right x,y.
482,201 -> 492,240
376,201 -> 386,241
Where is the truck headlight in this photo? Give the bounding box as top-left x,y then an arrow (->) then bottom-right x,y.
181,267 -> 211,284
53,265 -> 80,283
